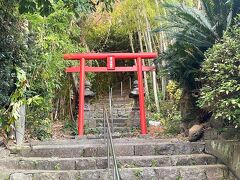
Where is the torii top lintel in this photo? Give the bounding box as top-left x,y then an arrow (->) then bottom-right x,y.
63,52 -> 157,60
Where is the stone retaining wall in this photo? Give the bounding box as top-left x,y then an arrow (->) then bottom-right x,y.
205,140 -> 240,179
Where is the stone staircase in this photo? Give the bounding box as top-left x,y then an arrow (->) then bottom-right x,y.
0,138 -> 236,180
86,87 -> 134,134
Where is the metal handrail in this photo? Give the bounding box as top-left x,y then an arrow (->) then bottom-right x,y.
109,87 -> 114,133
103,87 -> 121,180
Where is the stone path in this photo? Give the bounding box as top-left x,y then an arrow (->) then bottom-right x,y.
0,137 -> 236,180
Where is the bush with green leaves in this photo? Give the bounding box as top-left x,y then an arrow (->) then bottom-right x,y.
199,16 -> 240,126
155,0 -> 240,126
0,1 -> 28,134
154,81 -> 182,135
0,1 -> 26,107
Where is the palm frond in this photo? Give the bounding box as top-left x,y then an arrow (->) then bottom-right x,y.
156,1 -> 234,49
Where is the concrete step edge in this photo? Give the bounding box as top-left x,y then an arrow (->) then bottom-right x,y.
4,154 -> 215,161
1,164 -> 231,180
1,164 -> 227,172
10,141 -> 205,149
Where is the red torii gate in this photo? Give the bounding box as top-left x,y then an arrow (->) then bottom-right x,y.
64,53 -> 157,136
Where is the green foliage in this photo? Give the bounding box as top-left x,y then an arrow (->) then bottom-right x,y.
54,163 -> 61,170
8,68 -> 42,124
0,1 -> 32,134
0,1 -> 26,107
1,0 -> 116,140
63,119 -> 77,135
31,118 -> 52,140
85,128 -> 101,135
24,1 -> 83,140
155,0 -> 239,125
151,81 -> 182,135
0,67 -> 28,132
158,43 -> 204,90
18,0 -> 116,16
167,81 -> 182,101
199,16 -> 240,126
155,0 -> 235,48
155,0 -> 239,89
18,0 -> 54,16
0,66 -> 42,133
134,169 -> 143,179
159,105 -> 182,135
176,176 -> 183,180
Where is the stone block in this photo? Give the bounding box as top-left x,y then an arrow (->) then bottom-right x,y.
0,172 -> 10,179
141,169 -> 157,180
10,173 -> 32,180
232,143 -> 240,177
96,146 -> 107,157
120,168 -> 141,180
180,167 -> 207,180
135,145 -> 155,156
174,143 -> 193,154
26,146 -> 84,158
83,147 -> 97,157
205,140 -> 240,178
0,147 -> 10,158
115,145 -> 134,156
171,156 -> 190,166
154,157 -> 172,167
99,170 -> 113,180
79,170 -> 101,180
96,158 -> 108,169
205,166 -> 224,179
155,167 -> 180,180
76,158 -> 96,170
33,172 -> 61,180
155,144 -> 175,155
190,143 -> 205,154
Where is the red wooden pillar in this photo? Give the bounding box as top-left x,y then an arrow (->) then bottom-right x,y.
78,58 -> 85,136
136,57 -> 147,134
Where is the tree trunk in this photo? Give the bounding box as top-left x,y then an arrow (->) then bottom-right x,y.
129,32 -> 137,65
138,30 -> 149,98
144,11 -> 160,112
198,0 -> 202,10
155,0 -> 168,101
160,32 -> 167,100
180,87 -> 200,135
129,32 -> 135,53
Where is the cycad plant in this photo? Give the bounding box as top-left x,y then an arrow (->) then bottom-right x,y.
155,0 -> 240,129
156,0 -> 237,48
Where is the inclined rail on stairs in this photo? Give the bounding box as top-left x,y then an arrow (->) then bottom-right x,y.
103,88 -> 121,180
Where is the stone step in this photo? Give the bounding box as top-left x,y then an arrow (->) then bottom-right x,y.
92,106 -> 132,110
1,165 -> 232,180
97,96 -> 131,101
96,122 -> 127,127
21,137 -> 181,146
10,141 -> 205,158
95,118 -> 129,124
0,154 -> 217,171
85,127 -> 131,134
92,101 -> 133,106
91,106 -> 133,111
93,114 -> 129,119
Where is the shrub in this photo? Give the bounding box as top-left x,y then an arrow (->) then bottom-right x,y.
199,16 -> 240,126
158,81 -> 182,135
